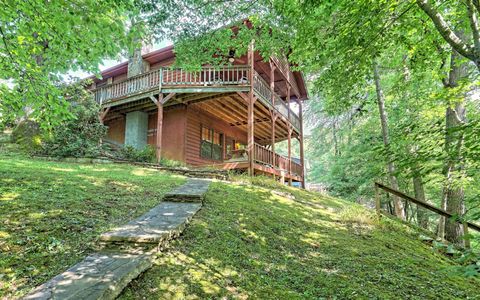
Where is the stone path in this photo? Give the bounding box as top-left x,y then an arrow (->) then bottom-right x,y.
99,202 -> 202,243
163,179 -> 210,202
24,179 -> 211,300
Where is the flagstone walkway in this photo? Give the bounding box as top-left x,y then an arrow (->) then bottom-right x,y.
24,179 -> 211,300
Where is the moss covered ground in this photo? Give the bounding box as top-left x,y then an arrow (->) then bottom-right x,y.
1,132 -> 479,299
121,178 -> 480,299
0,140 -> 185,298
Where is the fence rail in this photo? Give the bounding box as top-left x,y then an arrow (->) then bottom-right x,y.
374,182 -> 480,248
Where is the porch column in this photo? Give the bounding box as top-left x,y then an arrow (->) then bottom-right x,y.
269,59 -> 276,179
247,41 -> 255,176
271,115 -> 277,180
125,111 -> 149,149
298,99 -> 306,188
287,84 -> 292,186
155,96 -> 164,163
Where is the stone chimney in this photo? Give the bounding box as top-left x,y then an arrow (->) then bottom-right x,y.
127,42 -> 150,78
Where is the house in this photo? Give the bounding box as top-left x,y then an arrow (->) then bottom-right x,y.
87,42 -> 308,187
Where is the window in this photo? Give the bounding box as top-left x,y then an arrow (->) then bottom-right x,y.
201,126 -> 223,160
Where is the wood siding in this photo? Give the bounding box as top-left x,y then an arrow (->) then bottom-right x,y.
105,107 -> 187,163
185,103 -> 247,166
105,117 -> 125,144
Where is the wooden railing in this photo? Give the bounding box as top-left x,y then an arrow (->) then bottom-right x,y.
93,66 -> 250,104
252,71 -> 301,131
254,143 -> 303,176
374,182 -> 480,248
94,70 -> 161,104
271,55 -> 300,97
162,66 -> 250,86
92,67 -> 301,131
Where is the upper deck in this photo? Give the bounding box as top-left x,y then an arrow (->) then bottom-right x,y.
91,65 -> 302,131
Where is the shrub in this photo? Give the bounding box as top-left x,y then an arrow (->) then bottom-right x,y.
160,158 -> 185,168
117,145 -> 156,163
40,83 -> 107,157
11,119 -> 42,152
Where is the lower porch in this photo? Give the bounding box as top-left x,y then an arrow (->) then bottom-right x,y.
100,89 -> 305,186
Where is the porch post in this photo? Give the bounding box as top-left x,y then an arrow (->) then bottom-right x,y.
271,115 -> 276,180
269,59 -> 276,172
298,99 -> 305,188
287,84 -> 292,186
247,40 -> 255,176
156,94 -> 164,163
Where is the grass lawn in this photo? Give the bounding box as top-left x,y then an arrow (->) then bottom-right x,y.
0,142 -> 185,298
120,178 -> 480,299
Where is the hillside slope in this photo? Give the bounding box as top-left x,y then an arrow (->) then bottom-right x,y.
121,179 -> 479,299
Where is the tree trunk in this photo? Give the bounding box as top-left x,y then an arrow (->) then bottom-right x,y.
332,118 -> 340,156
373,59 -> 406,221
413,174 -> 428,229
439,49 -> 468,246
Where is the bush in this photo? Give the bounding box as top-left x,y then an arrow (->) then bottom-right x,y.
40,83 -> 107,157
11,119 -> 42,152
160,158 -> 185,168
117,145 -> 156,163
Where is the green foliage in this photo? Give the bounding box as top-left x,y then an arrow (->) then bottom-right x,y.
0,147 -> 185,298
120,181 -> 480,299
117,145 -> 156,163
40,83 -> 106,158
0,0 -> 141,128
159,157 -> 185,168
11,119 -> 42,152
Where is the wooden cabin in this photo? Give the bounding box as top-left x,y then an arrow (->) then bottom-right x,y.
88,43 -> 308,187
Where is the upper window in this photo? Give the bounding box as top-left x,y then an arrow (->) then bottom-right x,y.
201,126 -> 223,161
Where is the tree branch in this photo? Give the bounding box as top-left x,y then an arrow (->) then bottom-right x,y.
466,0 -> 480,56
416,0 -> 475,60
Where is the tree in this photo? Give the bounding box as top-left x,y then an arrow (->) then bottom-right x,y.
416,0 -> 480,70
373,59 -> 405,220
0,0 -> 139,128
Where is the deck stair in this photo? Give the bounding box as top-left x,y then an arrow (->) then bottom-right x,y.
23,179 -> 211,300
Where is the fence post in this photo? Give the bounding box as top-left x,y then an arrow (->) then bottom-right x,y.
375,183 -> 381,216
462,219 -> 471,249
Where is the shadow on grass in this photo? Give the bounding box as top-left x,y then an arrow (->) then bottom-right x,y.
0,155 -> 185,298
121,182 -> 480,299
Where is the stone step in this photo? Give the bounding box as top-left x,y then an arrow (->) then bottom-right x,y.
99,202 -> 202,243
24,178 -> 211,300
163,178 -> 211,203
23,251 -> 154,300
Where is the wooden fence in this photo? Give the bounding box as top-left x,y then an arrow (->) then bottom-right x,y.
374,182 -> 480,248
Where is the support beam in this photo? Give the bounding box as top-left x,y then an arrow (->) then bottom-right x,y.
161,92 -> 176,105
156,94 -> 164,163
269,59 -> 277,175
287,84 -> 292,186
248,40 -> 256,176
298,99 -> 305,188
98,107 -> 110,124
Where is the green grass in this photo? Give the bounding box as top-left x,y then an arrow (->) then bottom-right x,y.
0,142 -> 185,298
1,133 -> 479,299
120,178 -> 480,299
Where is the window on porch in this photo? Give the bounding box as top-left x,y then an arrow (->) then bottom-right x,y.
201,126 -> 223,161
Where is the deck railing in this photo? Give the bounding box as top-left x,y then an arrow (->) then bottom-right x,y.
92,66 -> 300,131
162,66 -> 250,86
93,66 -> 250,104
254,143 -> 303,176
94,70 -> 161,104
252,72 -> 301,131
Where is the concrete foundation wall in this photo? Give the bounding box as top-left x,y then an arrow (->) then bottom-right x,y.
125,111 -> 148,149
